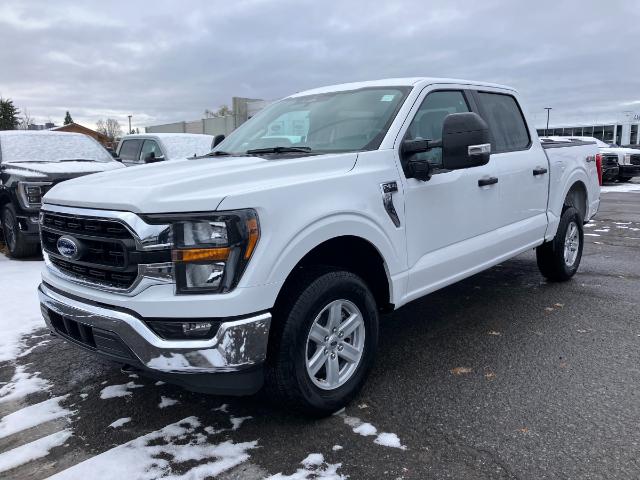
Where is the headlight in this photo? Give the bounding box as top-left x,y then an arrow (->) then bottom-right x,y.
623,154 -> 631,165
18,181 -> 52,209
145,209 -> 259,294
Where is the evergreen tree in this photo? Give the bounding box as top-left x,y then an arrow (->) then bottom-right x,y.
63,111 -> 73,125
0,98 -> 20,130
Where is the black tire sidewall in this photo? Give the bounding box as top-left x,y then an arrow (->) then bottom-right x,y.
555,207 -> 584,277
2,205 -> 18,255
279,271 -> 378,413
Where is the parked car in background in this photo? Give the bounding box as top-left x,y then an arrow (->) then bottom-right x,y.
116,133 -> 217,166
39,78 -> 600,415
564,136 -> 640,183
0,131 -> 124,258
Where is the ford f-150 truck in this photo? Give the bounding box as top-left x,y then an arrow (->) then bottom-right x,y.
0,131 -> 123,258
37,78 -> 600,415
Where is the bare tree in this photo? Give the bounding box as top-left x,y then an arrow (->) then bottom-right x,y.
19,107 -> 33,130
204,105 -> 232,118
96,118 -> 123,144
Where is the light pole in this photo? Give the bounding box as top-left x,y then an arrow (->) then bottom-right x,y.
128,115 -> 132,134
544,107 -> 552,136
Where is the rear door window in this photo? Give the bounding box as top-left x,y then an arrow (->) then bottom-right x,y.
118,139 -> 143,162
475,92 -> 530,153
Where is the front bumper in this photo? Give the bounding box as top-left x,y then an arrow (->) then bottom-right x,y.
39,282 -> 271,379
619,165 -> 640,178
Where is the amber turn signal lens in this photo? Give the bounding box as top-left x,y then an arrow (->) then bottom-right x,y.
172,247 -> 230,263
244,218 -> 259,260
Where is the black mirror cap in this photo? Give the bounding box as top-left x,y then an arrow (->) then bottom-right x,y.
213,134 -> 225,148
442,112 -> 491,170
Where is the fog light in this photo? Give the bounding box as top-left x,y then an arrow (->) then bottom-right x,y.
146,319 -> 221,339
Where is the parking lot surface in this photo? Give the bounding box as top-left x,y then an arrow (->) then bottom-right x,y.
1,184 -> 639,479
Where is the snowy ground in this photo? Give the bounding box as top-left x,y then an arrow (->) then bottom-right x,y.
1,184 -> 639,479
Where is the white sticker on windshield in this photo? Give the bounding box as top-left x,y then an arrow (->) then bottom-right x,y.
380,94 -> 395,102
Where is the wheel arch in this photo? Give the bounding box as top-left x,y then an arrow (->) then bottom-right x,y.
563,180 -> 588,221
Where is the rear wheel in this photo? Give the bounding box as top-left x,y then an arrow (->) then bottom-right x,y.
536,207 -> 583,282
265,269 -> 379,416
1,204 -> 39,258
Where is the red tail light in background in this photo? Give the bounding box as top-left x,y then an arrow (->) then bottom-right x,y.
595,153 -> 603,186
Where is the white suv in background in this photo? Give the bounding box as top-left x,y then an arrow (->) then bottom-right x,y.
116,133 -> 218,166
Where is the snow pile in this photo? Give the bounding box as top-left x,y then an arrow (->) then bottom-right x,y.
0,429 -> 72,473
0,257 -> 47,362
335,410 -> 407,450
158,396 -> 179,409
99,381 -> 143,399
601,183 -> 640,193
108,418 -> 131,428
0,395 -> 72,439
47,416 -> 258,480
0,365 -> 50,404
266,453 -> 345,480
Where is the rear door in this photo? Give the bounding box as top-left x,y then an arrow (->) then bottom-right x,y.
471,90 -> 549,248
117,139 -> 143,167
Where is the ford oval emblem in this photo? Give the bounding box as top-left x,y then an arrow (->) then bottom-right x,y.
56,236 -> 80,260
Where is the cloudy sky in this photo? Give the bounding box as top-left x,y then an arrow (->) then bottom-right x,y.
1,0 -> 639,131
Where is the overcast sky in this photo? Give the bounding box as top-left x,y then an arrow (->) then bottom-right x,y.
1,0 -> 639,131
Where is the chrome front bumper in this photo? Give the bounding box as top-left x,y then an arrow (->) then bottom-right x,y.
39,283 -> 271,374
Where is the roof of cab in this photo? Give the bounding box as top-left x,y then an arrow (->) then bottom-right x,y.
290,77 -> 515,97
0,130 -> 88,138
122,133 -> 214,139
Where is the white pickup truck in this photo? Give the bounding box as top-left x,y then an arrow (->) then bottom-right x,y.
38,78 -> 600,415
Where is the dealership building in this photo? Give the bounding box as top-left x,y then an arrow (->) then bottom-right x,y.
536,112 -> 640,145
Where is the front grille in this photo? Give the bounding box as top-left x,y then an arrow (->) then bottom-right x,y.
50,256 -> 138,290
602,155 -> 618,168
630,154 -> 640,166
41,212 -> 138,289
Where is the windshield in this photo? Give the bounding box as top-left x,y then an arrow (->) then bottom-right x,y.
217,86 -> 411,155
161,135 -> 215,159
1,133 -> 114,163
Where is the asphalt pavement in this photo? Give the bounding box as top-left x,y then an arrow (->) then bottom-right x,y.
1,187 -> 639,479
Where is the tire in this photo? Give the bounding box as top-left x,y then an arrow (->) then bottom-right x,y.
536,207 -> 583,282
265,268 -> 379,416
618,177 -> 632,183
1,204 -> 39,258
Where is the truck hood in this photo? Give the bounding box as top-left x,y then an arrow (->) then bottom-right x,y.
3,160 -> 123,180
43,152 -> 358,213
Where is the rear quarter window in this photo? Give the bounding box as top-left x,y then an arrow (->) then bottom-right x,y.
476,92 -> 530,153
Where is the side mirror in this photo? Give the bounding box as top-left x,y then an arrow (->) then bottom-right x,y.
441,112 -> 491,170
213,134 -> 225,148
144,152 -> 165,164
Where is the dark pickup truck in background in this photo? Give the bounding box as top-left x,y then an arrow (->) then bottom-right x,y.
0,131 -> 123,257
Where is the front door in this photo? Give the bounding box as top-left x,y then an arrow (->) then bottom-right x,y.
398,87 -> 502,303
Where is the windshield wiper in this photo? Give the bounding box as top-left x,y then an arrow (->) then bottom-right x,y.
202,150 -> 231,157
246,146 -> 313,155
58,159 -> 99,162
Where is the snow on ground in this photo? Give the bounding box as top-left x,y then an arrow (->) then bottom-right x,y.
0,257 -> 46,362
109,417 -> 131,428
99,381 -> 143,399
0,395 -> 71,439
266,453 -> 345,480
158,396 -> 179,409
47,416 -> 258,480
0,365 -> 50,404
335,410 -> 407,450
601,183 -> 640,193
0,429 -> 72,473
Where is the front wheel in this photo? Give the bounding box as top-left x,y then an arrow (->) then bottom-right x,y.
536,207 -> 584,282
265,269 -> 379,416
1,204 -> 39,258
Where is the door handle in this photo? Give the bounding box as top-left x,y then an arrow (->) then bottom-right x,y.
478,176 -> 498,187
533,167 -> 548,176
